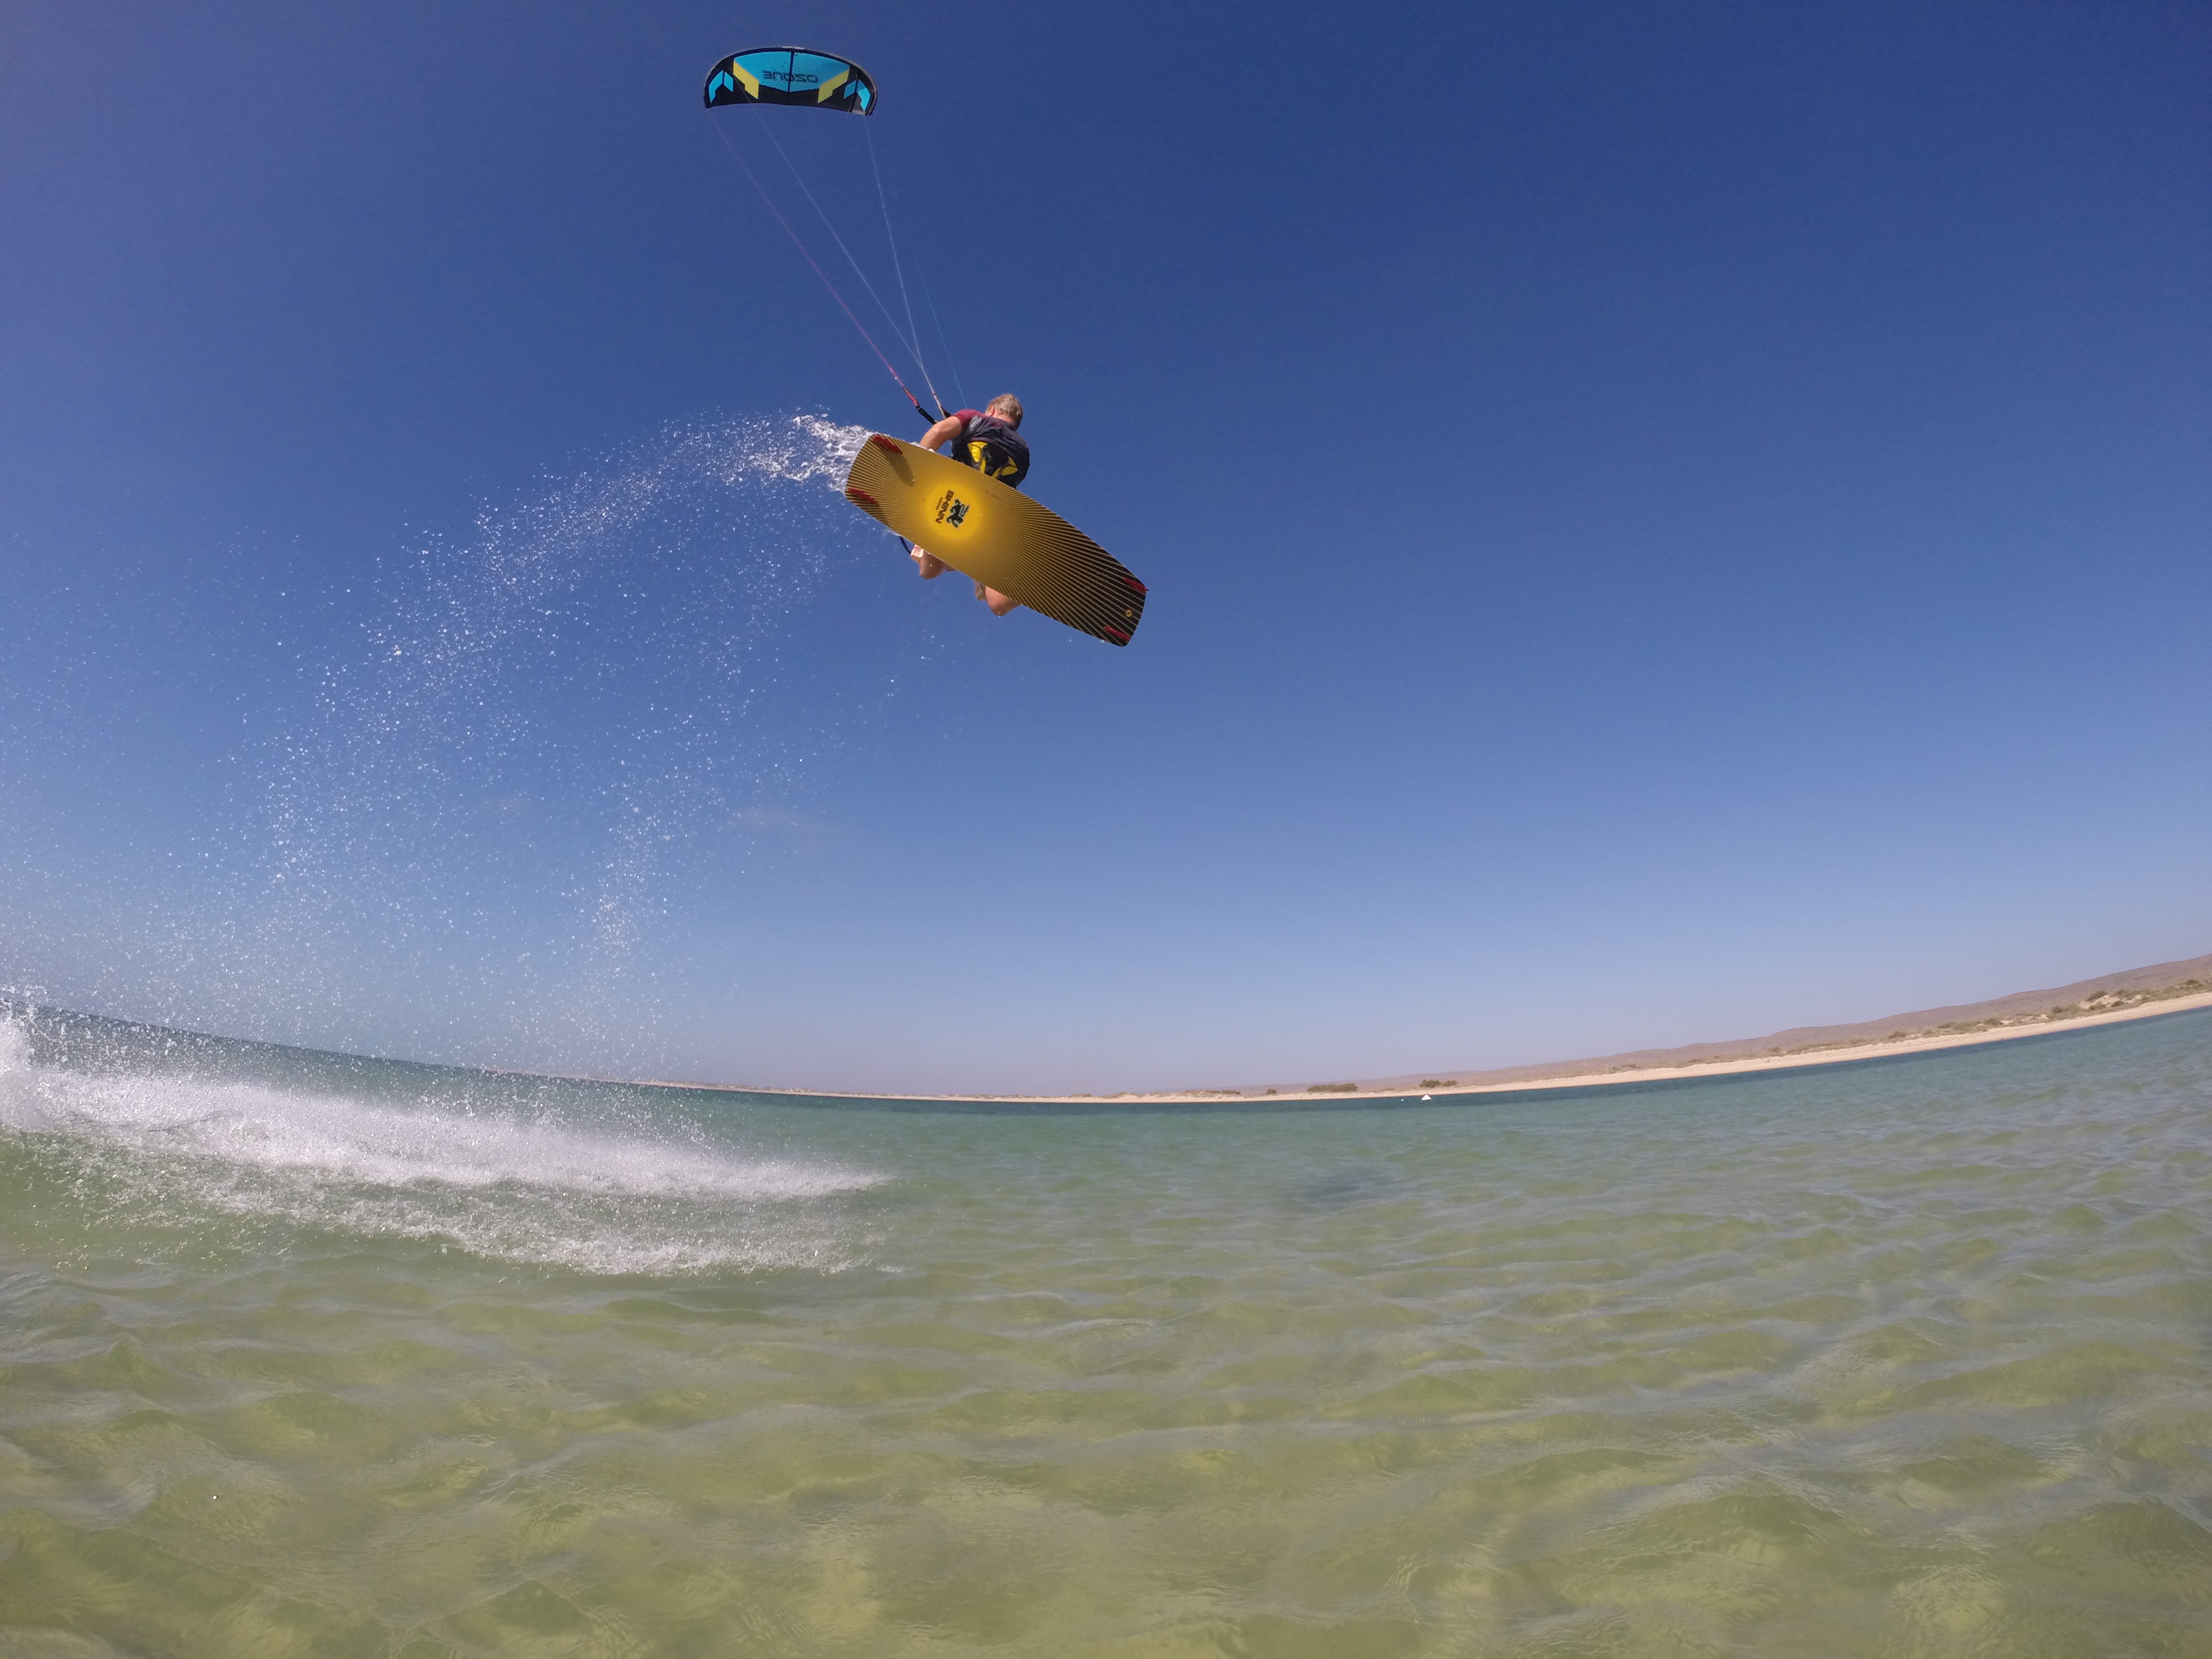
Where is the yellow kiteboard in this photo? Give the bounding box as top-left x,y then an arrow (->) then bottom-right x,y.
843,434 -> 1147,646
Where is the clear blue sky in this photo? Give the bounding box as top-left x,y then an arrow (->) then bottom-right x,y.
3,2 -> 2207,1093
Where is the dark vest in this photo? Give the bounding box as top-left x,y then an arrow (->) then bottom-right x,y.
950,411 -> 1029,489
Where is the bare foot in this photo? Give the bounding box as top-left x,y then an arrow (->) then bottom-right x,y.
912,547 -> 946,578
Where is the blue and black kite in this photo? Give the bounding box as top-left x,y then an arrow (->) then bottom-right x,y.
704,49 -> 877,115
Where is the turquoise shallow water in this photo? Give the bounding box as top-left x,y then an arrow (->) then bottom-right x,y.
2,1006 -> 2209,1656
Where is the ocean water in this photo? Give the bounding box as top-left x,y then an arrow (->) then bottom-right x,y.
2,1006 -> 2209,1657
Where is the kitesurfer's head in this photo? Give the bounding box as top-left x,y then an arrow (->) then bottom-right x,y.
985,393 -> 1023,429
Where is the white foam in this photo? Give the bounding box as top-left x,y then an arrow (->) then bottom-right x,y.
0,1013 -> 881,1275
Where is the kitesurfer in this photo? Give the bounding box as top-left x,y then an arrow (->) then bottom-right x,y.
910,394 -> 1029,615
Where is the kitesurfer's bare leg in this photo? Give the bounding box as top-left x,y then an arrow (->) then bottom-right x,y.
914,545 -> 1015,614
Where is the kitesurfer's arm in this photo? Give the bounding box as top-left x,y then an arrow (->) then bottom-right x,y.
918,413 -> 966,452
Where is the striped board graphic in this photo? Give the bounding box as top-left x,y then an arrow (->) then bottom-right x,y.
843,435 -> 1147,646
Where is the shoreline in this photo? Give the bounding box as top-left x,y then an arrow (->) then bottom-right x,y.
1379,988 -> 2212,1102
654,968 -> 2212,1107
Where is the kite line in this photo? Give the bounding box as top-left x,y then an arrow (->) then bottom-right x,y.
862,119 -> 946,420
709,121 -> 939,427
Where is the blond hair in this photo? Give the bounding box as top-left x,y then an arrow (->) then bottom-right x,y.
985,393 -> 1024,427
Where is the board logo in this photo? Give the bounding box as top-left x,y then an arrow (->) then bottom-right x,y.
934,489 -> 971,529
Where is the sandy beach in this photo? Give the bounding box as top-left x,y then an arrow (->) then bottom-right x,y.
1403,985 -> 2212,1097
